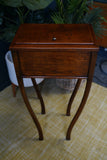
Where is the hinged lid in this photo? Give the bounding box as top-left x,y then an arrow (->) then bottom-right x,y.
12,24 -> 95,45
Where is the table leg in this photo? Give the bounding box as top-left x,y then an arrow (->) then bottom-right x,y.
31,78 -> 45,114
18,77 -> 44,140
66,78 -> 92,140
12,83 -> 17,97
66,79 -> 82,116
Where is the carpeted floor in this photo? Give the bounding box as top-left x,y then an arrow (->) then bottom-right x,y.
0,79 -> 107,160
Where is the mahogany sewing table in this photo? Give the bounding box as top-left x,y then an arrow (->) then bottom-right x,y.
10,24 -> 99,140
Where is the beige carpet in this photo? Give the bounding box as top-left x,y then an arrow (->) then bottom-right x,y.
0,79 -> 107,160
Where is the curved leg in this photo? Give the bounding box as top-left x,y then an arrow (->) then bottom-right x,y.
66,78 -> 92,140
18,77 -> 44,140
31,78 -> 45,114
66,79 -> 82,116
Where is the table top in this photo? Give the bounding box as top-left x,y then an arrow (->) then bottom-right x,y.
10,24 -> 99,52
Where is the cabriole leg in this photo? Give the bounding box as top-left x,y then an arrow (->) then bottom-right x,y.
18,77 -> 44,140
66,79 -> 82,116
31,78 -> 45,114
66,78 -> 92,140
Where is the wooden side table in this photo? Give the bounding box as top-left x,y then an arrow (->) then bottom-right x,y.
10,24 -> 99,140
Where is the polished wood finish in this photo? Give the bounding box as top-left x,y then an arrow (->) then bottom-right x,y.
31,78 -> 45,114
12,83 -> 17,97
12,24 -> 95,45
66,53 -> 97,140
66,79 -> 82,116
17,50 -> 90,78
10,24 -> 99,140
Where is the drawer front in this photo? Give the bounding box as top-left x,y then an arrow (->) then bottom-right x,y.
18,51 -> 90,78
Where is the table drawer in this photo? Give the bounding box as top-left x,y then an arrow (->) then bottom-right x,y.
18,51 -> 90,78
